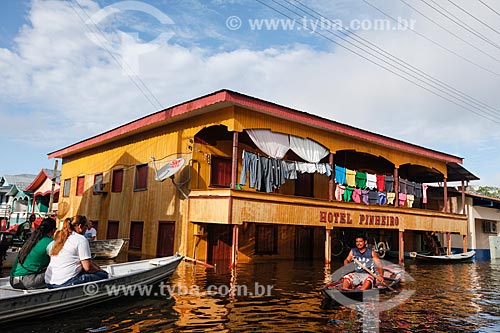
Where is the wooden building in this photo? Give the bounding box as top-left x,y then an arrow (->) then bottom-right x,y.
48,90 -> 478,265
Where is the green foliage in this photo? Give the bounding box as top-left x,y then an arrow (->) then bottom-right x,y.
471,186 -> 500,199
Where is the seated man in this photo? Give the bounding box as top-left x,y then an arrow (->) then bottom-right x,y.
342,234 -> 384,290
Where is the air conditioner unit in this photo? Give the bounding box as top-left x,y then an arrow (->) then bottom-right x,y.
93,182 -> 107,194
484,220 -> 498,234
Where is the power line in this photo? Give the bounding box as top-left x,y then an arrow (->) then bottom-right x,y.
289,0 -> 500,119
399,0 -> 500,64
478,0 -> 500,18
69,1 -> 164,111
420,0 -> 500,50
362,0 -> 500,78
448,0 -> 500,36
254,0 -> 500,125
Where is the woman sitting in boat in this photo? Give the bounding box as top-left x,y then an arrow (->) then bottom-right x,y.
342,234 -> 385,290
9,217 -> 57,289
45,215 -> 108,288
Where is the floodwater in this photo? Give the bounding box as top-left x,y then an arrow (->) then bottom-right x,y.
3,257 -> 500,333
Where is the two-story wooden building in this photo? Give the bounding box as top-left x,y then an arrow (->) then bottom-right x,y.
48,90 -> 478,265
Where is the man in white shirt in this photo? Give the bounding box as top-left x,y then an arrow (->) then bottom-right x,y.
84,221 -> 97,241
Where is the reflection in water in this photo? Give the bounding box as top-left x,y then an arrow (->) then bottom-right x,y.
3,259 -> 500,332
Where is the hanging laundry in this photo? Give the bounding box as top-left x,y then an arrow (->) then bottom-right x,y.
414,183 -> 422,198
296,162 -> 317,173
335,165 -> 346,184
406,194 -> 415,208
422,184 -> 428,204
343,186 -> 354,202
239,150 -> 259,188
355,171 -> 367,189
399,177 -> 407,194
368,189 -> 378,205
376,174 -> 385,192
361,189 -> 370,205
385,175 -> 394,192
399,193 -> 407,206
335,184 -> 345,201
352,188 -> 362,203
366,173 -> 377,190
386,192 -> 396,205
378,191 -> 387,205
407,181 -> 415,196
346,169 -> 356,187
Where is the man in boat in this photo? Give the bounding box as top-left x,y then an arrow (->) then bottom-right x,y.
342,234 -> 385,290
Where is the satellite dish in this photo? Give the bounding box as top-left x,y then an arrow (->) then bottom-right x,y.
152,157 -> 185,182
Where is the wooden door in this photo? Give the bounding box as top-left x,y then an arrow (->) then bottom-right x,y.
294,226 -> 313,260
207,224 -> 233,263
107,220 -> 119,239
157,221 -> 175,256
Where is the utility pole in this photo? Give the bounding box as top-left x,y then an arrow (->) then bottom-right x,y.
48,159 -> 58,214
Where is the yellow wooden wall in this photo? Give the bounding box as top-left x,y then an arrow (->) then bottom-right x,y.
57,103 -> 453,257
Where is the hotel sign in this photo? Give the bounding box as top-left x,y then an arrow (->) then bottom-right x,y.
319,211 -> 400,227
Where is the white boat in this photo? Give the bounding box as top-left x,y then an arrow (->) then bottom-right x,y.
89,238 -> 129,259
0,254 -> 183,323
410,250 -> 476,262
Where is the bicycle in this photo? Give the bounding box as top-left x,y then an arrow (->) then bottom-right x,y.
371,238 -> 390,259
331,230 -> 355,257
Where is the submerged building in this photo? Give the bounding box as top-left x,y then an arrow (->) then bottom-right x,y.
48,90 -> 478,265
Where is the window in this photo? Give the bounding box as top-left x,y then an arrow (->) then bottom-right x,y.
134,164 -> 148,191
210,156 -> 232,187
63,179 -> 71,197
107,220 -> 119,239
76,176 -> 85,196
255,224 -> 278,254
112,169 -> 124,193
93,173 -> 103,194
130,221 -> 144,250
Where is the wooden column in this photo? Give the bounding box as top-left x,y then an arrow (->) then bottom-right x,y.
231,131 -> 239,190
446,232 -> 451,255
399,230 -> 404,265
394,167 -> 399,207
325,229 -> 331,265
231,225 -> 239,268
443,177 -> 448,213
328,153 -> 334,202
461,179 -> 466,215
463,235 -> 467,253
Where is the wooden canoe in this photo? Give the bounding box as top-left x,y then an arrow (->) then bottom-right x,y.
410,250 -> 476,262
321,264 -> 404,307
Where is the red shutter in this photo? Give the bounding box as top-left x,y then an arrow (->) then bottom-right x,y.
210,156 -> 232,187
112,169 -> 123,192
135,165 -> 148,190
76,176 -> 85,196
107,221 -> 119,239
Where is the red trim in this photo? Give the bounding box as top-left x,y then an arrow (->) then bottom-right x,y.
25,169 -> 59,192
47,90 -> 462,163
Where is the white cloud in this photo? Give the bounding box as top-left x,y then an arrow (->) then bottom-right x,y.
1,0 -> 499,184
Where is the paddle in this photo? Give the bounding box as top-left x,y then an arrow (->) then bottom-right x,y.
352,258 -> 396,292
183,256 -> 215,268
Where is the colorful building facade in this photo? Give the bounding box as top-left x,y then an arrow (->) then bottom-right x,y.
48,90 -> 478,264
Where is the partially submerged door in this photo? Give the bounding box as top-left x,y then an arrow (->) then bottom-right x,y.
207,224 -> 232,264
157,221 -> 175,257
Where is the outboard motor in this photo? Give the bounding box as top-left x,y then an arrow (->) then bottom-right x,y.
0,231 -> 14,269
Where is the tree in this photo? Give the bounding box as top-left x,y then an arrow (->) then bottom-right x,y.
470,186 -> 500,199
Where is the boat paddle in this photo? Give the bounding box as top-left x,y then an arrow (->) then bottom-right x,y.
183,256 -> 215,268
352,258 -> 396,292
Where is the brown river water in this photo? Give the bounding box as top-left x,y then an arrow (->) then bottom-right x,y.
3,257 -> 500,332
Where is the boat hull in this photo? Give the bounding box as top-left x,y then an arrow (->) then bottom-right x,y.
410,250 -> 476,263
0,254 -> 183,323
89,238 -> 129,259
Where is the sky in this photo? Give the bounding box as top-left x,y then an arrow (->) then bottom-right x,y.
0,0 -> 499,186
